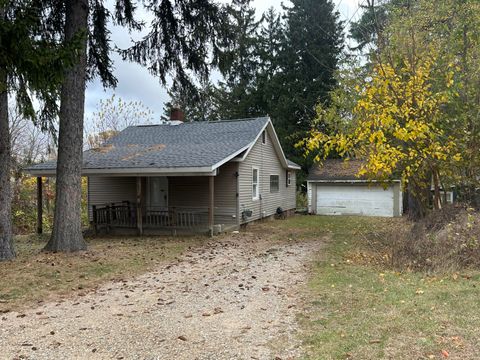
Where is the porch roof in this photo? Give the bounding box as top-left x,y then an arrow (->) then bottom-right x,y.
26,117 -> 280,176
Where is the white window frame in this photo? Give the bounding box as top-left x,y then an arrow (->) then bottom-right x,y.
252,166 -> 259,200
286,171 -> 291,187
270,174 -> 280,193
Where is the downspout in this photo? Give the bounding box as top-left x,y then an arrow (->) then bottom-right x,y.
235,168 -> 240,228
260,132 -> 264,219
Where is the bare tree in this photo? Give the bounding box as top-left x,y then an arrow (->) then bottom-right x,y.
10,106 -> 54,170
84,94 -> 154,149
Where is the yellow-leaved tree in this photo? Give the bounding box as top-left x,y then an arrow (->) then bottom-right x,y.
300,56 -> 461,214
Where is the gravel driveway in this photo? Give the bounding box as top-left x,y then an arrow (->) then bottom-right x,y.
1,230 -> 322,360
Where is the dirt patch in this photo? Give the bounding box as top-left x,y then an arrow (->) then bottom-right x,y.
91,144 -> 115,153
122,144 -> 166,161
0,231 -> 324,359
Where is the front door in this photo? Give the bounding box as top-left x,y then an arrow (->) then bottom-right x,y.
148,177 -> 168,209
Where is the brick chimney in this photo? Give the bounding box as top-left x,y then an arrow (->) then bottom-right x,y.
170,106 -> 184,122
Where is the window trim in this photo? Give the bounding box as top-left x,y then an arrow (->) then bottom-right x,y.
252,166 -> 260,200
270,174 -> 280,193
286,171 -> 291,187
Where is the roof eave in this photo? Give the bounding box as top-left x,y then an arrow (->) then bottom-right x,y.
26,166 -> 218,177
307,179 -> 402,183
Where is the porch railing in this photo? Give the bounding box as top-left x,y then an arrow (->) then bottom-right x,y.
92,203 -> 236,233
144,207 -> 209,229
92,201 -> 136,232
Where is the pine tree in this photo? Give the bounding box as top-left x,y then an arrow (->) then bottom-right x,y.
257,8 -> 284,79
349,0 -> 388,52
46,0 -> 139,252
349,0 -> 408,53
163,80 -> 219,122
0,0 -> 75,260
271,0 -> 344,168
214,0 -> 263,118
47,0 -> 224,252
254,7 -> 286,119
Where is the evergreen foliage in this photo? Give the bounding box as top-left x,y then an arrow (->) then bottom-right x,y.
162,0 -> 344,173
0,0 -> 79,260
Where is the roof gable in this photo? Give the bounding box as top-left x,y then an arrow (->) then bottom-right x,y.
237,119 -> 301,170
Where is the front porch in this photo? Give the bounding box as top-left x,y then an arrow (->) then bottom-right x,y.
88,171 -> 239,235
34,162 -> 240,236
92,202 -> 236,235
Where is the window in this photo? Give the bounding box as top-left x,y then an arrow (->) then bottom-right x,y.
252,167 -> 259,200
286,171 -> 291,187
270,175 -> 279,193
262,130 -> 266,144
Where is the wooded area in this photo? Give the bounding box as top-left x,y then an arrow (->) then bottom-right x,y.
301,0 -> 480,218
1,0 -> 479,260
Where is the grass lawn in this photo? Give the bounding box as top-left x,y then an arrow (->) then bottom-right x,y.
291,216 -> 480,360
1,216 -> 479,359
0,234 -> 202,312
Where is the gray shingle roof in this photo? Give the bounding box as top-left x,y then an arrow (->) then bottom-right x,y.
308,159 -> 366,181
28,117 -> 270,172
308,159 -> 400,181
287,159 -> 301,169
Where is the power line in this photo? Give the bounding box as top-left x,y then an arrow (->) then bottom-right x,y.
344,0 -> 367,29
335,0 -> 344,12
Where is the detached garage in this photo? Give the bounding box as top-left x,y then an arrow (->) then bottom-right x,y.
307,160 -> 403,217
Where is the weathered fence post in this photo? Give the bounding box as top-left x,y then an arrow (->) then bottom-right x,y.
36,177 -> 43,234
92,205 -> 97,235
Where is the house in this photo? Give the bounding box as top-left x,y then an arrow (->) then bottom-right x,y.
27,116 -> 301,235
307,159 -> 402,217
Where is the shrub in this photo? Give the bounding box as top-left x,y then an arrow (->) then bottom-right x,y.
12,176 -> 89,235
296,191 -> 308,210
391,205 -> 480,273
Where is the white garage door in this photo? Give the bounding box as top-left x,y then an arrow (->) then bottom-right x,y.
316,184 -> 395,217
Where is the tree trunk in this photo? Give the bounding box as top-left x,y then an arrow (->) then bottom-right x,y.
407,180 -> 427,221
0,64 -> 15,260
44,0 -> 88,252
432,169 -> 442,210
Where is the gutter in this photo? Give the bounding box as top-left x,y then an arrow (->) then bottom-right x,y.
307,179 -> 402,183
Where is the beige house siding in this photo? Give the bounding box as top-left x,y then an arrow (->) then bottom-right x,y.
87,176 -> 137,221
238,129 -> 296,223
164,162 -> 239,225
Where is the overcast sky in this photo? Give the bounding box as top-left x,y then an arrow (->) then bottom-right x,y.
85,0 -> 361,122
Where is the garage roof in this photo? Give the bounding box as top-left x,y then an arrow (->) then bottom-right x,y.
308,159 -> 367,181
308,159 -> 402,182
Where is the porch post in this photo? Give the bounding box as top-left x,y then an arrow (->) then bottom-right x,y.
136,177 -> 143,235
208,175 -> 214,237
36,177 -> 43,234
